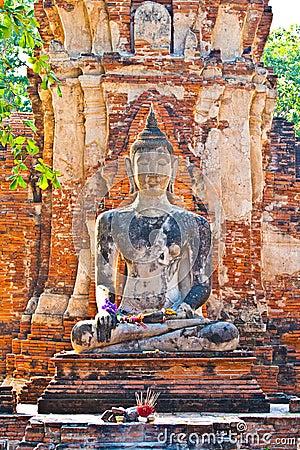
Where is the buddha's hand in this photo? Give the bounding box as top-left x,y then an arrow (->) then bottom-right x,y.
175,302 -> 195,319
95,310 -> 118,343
143,311 -> 164,323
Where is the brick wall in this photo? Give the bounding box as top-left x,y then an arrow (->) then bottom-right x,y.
0,113 -> 42,378
262,118 -> 300,394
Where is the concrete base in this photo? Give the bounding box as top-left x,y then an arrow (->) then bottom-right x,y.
38,351 -> 270,414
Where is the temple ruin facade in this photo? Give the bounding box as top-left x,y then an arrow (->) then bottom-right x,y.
0,0 -> 299,447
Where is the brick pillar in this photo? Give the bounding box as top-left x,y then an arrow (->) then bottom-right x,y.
31,78 -> 85,339
64,74 -> 108,319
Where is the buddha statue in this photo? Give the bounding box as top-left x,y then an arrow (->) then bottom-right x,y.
71,107 -> 239,353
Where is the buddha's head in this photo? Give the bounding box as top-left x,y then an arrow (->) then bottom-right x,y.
126,106 -> 177,193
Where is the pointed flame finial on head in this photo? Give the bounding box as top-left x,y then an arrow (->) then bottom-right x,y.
130,103 -> 174,156
140,103 -> 164,138
146,103 -> 159,129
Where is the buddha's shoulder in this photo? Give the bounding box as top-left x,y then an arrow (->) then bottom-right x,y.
171,206 -> 210,229
96,206 -> 134,225
96,209 -> 114,226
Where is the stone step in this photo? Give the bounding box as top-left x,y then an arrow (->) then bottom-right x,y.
0,386 -> 16,414
16,416 -> 243,450
19,377 -> 52,404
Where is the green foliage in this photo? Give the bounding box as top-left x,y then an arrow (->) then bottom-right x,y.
34,158 -> 62,190
263,25 -> 300,137
0,0 -> 62,191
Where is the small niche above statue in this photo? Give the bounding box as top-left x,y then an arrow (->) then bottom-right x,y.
132,1 -> 172,53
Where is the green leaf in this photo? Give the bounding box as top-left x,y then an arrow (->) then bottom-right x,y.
27,138 -> 36,149
26,138 -> 39,155
14,136 -> 26,145
13,147 -> 23,157
23,120 -> 37,132
52,176 -> 62,189
19,163 -> 28,171
45,169 -> 54,180
57,84 -> 62,97
39,54 -> 49,62
2,26 -> 12,39
0,24 -> 11,39
48,72 -> 61,83
0,24 -> 10,31
25,143 -> 38,155
15,95 -> 22,106
40,76 -> 48,90
9,177 -> 18,190
31,17 -> 40,28
17,175 -> 27,188
13,6 -> 25,12
37,174 -> 49,190
34,163 -> 44,173
32,59 -> 42,73
0,131 -> 8,146
19,32 -> 27,48
26,33 -> 35,49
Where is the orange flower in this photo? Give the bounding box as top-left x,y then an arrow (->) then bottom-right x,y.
0,0 -> 4,8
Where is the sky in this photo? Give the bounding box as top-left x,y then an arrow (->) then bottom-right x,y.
269,0 -> 300,29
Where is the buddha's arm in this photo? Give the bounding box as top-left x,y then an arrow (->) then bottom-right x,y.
95,212 -> 120,342
179,216 -> 212,310
95,211 -> 119,308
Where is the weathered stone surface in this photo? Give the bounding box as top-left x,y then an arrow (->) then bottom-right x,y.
70,108 -> 239,354
134,2 -> 171,52
72,318 -> 239,353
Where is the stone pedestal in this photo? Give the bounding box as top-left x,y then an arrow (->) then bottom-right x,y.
38,351 -> 270,414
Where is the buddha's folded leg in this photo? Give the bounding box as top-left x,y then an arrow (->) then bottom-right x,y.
88,321 -> 239,353
71,317 -> 209,353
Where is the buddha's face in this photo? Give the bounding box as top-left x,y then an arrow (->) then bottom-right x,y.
132,148 -> 173,192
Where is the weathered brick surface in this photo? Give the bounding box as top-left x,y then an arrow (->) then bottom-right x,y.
0,414 -> 29,450
0,386 -> 17,413
38,352 -> 269,414
0,413 -> 297,450
0,113 -> 42,378
0,0 -> 298,404
262,118 -> 300,393
19,377 -> 52,405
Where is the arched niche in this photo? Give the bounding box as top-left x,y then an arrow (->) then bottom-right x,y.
133,1 -> 172,53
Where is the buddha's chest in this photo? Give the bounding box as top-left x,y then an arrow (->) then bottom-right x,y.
128,215 -> 181,249
114,213 -> 183,259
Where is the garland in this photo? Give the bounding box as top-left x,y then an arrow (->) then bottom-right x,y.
101,298 -> 177,328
